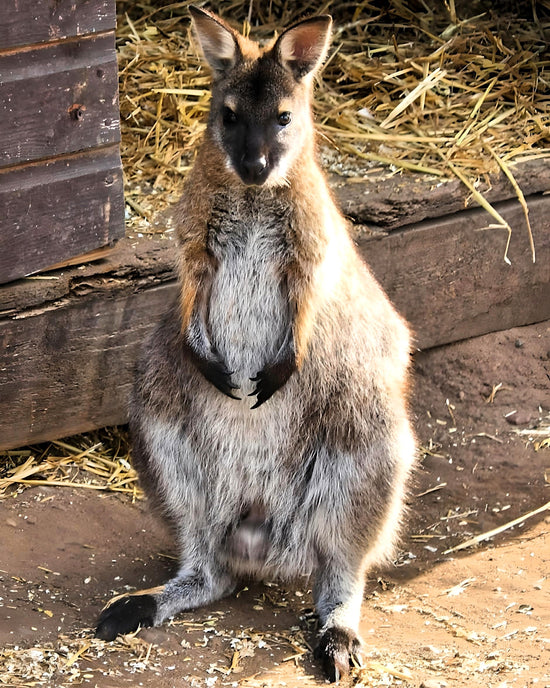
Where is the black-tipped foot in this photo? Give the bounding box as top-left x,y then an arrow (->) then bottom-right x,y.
315,627 -> 362,683
95,594 -> 157,641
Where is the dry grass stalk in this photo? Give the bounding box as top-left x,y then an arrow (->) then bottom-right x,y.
116,0 -> 549,259
486,143 -> 536,262
444,499 -> 550,554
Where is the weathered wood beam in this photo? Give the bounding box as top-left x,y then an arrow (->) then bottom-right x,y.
333,157 -> 550,229
361,196 -> 550,349
0,146 -> 124,283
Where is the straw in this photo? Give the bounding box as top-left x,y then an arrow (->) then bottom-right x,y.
444,500 -> 550,554
0,428 -> 143,501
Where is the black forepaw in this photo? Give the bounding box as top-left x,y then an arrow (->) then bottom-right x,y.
186,346 -> 240,399
315,627 -> 362,683
95,594 -> 157,641
249,356 -> 297,408
200,358 -> 240,399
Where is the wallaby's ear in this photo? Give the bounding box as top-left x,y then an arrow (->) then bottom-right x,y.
189,6 -> 240,75
274,15 -> 332,80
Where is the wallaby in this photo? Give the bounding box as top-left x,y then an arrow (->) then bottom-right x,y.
96,7 -> 416,682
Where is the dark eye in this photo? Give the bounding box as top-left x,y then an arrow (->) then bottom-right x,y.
277,111 -> 292,126
223,107 -> 238,125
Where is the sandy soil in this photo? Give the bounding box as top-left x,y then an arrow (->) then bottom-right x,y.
1,320 -> 549,687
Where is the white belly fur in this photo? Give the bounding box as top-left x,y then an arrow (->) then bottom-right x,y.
207,223 -> 288,389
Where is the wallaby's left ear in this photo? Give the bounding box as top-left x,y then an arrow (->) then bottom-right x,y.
189,6 -> 241,75
274,15 -> 332,80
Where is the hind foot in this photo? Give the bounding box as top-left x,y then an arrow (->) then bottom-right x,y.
95,593 -> 157,641
315,626 -> 362,683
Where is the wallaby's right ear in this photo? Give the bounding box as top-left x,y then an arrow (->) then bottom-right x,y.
275,15 -> 332,80
189,6 -> 240,75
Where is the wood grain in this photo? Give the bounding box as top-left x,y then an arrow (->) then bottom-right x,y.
333,157 -> 550,230
0,0 -> 116,50
0,33 -> 120,168
361,195 -> 550,349
0,284 -> 174,448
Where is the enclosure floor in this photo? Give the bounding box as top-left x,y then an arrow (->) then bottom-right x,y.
1,321 -> 549,687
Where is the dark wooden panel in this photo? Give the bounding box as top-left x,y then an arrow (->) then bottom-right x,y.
0,33 -> 120,167
0,284 -> 174,449
0,146 -> 125,283
0,0 -> 116,50
0,195 -> 548,449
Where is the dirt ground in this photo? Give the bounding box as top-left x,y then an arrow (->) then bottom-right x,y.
1,320 -> 549,688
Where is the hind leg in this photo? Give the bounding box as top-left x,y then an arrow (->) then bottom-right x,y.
312,553 -> 366,682
95,561 -> 235,640
309,427 -> 415,682
96,417 -> 237,640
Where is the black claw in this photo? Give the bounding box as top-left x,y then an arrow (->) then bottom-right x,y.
183,342 -> 240,399
218,385 -> 241,400
351,651 -> 363,669
201,363 -> 240,399
249,379 -> 274,408
193,356 -> 240,399
95,594 -> 157,641
249,355 -> 297,409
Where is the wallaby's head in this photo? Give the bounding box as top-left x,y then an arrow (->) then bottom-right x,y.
190,6 -> 332,187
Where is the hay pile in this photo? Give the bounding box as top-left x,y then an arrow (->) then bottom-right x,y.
116,0 -> 550,258
0,428 -> 142,501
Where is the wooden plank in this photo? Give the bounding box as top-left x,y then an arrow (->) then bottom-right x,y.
361,196 -> 550,349
0,194 -> 548,449
0,0 -> 116,51
0,236 -> 174,316
0,284 -> 174,449
0,146 -> 125,283
333,157 -> 550,229
0,33 -> 119,168
45,244 -> 117,272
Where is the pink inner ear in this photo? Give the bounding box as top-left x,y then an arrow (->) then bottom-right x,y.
289,26 -> 323,61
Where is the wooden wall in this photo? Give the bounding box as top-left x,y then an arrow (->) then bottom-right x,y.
0,0 -> 124,284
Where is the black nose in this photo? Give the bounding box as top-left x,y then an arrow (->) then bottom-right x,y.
241,156 -> 268,183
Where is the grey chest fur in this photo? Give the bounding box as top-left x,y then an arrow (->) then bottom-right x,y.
206,191 -> 292,385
